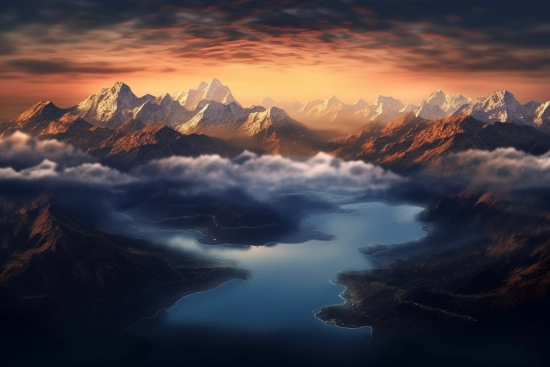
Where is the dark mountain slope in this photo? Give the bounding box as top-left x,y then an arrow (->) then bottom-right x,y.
0,195 -> 247,331
328,113 -> 550,173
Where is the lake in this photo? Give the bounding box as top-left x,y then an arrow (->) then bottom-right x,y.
125,201 -> 426,366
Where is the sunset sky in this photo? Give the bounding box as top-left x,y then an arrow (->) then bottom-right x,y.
1,0 -> 549,120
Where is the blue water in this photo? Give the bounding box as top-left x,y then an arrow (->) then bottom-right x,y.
125,202 -> 425,366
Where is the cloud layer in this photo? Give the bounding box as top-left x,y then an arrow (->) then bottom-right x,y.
134,151 -> 402,195
4,133 -> 550,244
430,148 -> 550,192
0,131 -> 93,169
9,132 -> 550,198
6,133 -> 550,198
0,133 -> 401,195
0,133 -> 407,244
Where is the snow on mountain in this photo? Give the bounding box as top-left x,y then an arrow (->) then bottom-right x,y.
16,80 -> 550,140
426,90 -> 470,114
307,96 -> 347,119
68,82 -> 212,130
353,95 -> 405,124
132,93 -> 194,128
400,104 -> 419,113
258,97 -> 304,114
296,99 -> 324,115
416,100 -> 447,120
74,82 -> 154,129
534,102 -> 550,129
242,106 -> 318,155
172,81 -> 208,106
290,94 -> 406,130
241,107 -> 309,136
454,90 -> 536,125
292,91 -> 469,127
372,95 -> 404,112
176,101 -> 263,135
415,90 -> 471,120
172,78 -> 239,110
175,102 -> 318,154
294,95 -> 372,125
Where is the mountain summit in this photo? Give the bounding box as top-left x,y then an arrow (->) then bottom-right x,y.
416,90 -> 471,120
454,89 -> 534,125
176,102 -> 319,155
74,82 -> 154,129
172,78 -> 239,110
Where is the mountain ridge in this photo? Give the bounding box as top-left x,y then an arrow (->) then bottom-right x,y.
328,112 -> 550,173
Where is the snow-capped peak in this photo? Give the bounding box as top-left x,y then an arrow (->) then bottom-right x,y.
400,103 -> 419,113
75,82 -> 149,128
453,89 -> 530,125
489,89 -> 518,104
372,95 -> 404,111
416,99 -> 446,120
480,90 -> 521,110
112,81 -> 128,89
421,90 -> 472,116
325,95 -> 341,105
98,81 -> 137,100
426,90 -> 447,106
173,78 -> 239,110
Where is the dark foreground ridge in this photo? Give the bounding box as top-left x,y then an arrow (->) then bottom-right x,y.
317,190 -> 550,341
0,194 -> 248,365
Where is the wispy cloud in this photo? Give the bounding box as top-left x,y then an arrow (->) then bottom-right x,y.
1,0 -> 549,74
429,148 -> 550,192
0,133 -> 402,195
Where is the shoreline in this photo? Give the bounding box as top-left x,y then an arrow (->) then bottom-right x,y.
121,277 -> 247,333
114,264 -> 249,335
313,280 -> 373,333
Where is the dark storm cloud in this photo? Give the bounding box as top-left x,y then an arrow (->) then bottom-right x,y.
1,0 -> 549,73
0,36 -> 17,56
4,58 -> 143,75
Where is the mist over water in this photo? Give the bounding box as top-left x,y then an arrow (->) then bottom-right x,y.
125,201 -> 425,366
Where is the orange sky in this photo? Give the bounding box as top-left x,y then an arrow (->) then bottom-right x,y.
2,63 -> 549,121
1,1 -> 549,120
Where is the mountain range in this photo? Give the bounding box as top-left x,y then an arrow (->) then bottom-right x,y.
3,79 -> 550,171
328,113 -> 550,173
258,89 -> 550,133
172,78 -> 239,110
1,101 -> 239,170
456,89 -> 550,130
5,79 -> 550,360
3,79 -> 322,158
176,102 -> 319,155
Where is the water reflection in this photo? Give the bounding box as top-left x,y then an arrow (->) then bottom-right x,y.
126,202 -> 425,366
